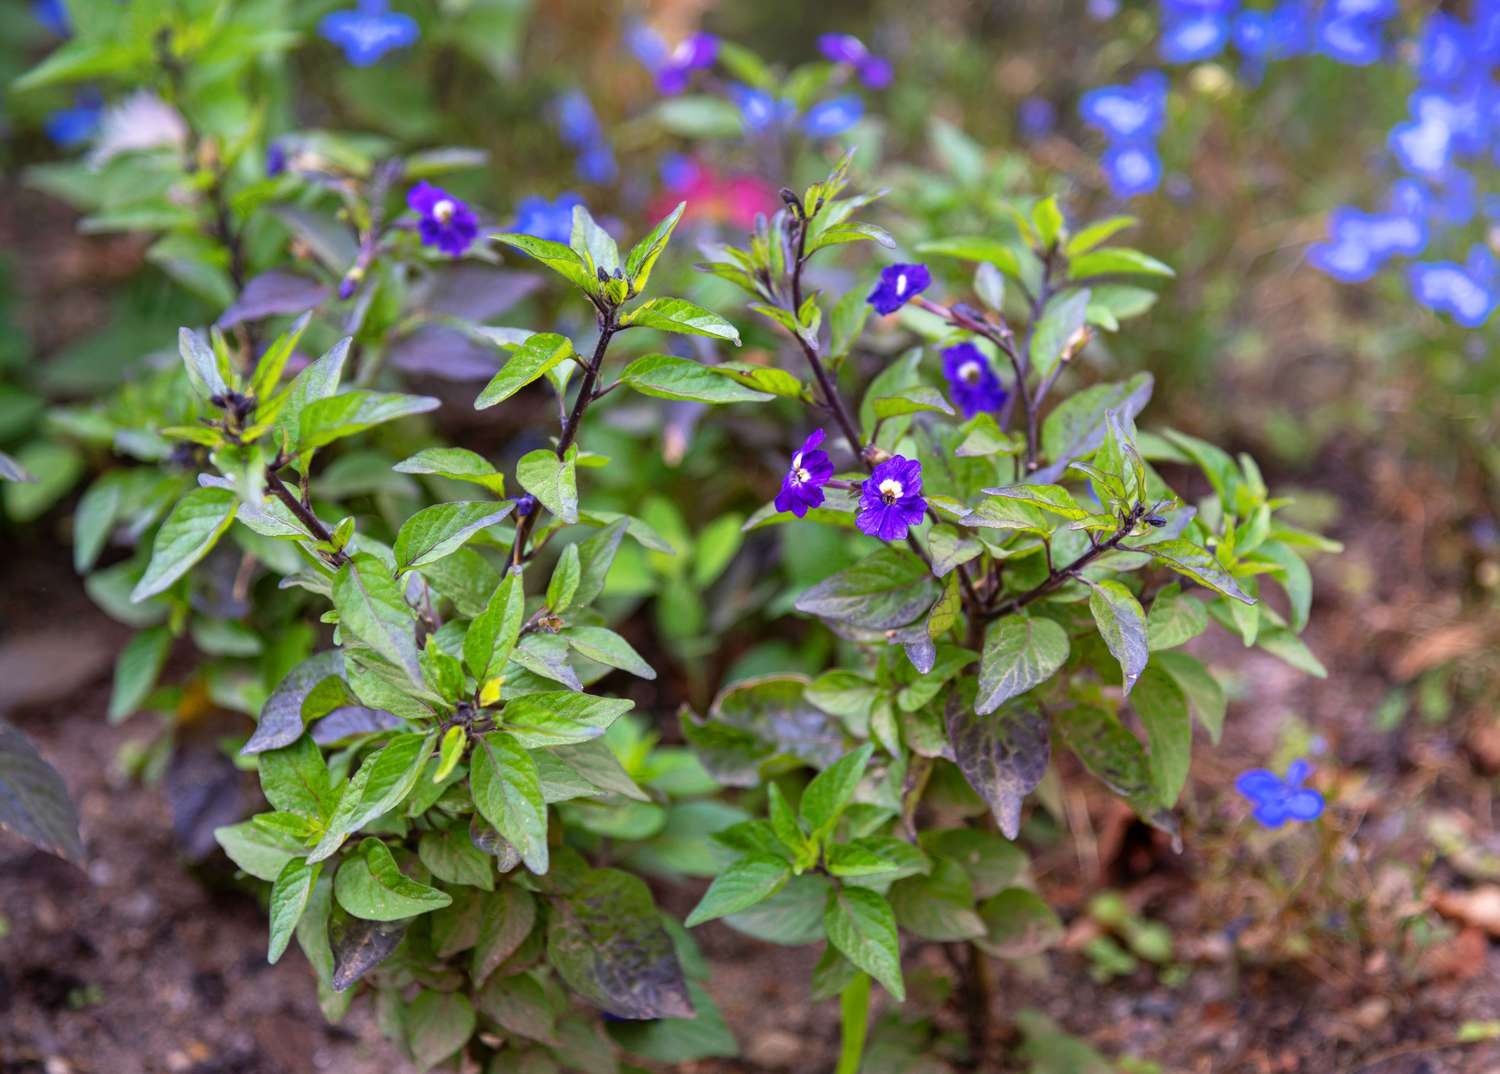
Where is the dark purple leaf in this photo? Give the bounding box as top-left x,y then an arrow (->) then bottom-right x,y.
331,915 -> 407,991
217,270 -> 330,329
423,266 -> 544,320
310,706 -> 404,745
244,651 -> 344,755
389,325 -> 502,381
945,688 -> 1050,840
0,719 -> 84,865
165,744 -> 246,860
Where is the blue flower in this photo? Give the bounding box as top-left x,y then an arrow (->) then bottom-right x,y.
408,181 -> 479,257
1307,206 -> 1426,283
44,92 -> 101,148
1417,13 -> 1472,85
553,90 -> 604,148
575,144 -> 617,185
1232,2 -> 1311,59
266,141 -> 288,177
1315,14 -> 1385,65
728,83 -> 793,132
1100,142 -> 1163,198
867,263 -> 930,315
1235,759 -> 1324,828
1389,92 -> 1461,177
817,33 -> 892,88
1079,72 -> 1168,142
514,193 -> 583,245
654,33 -> 718,95
319,0 -> 418,67
802,95 -> 864,139
774,429 -> 835,517
1408,245 -> 1499,327
1018,97 -> 1057,139
1160,9 -> 1232,63
857,456 -> 926,541
33,0 -> 69,36
942,343 -> 1008,418
1089,0 -> 1122,19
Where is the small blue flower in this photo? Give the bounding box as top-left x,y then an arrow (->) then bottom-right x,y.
1089,0 -> 1121,18
774,429 -> 835,517
817,33 -> 892,88
728,83 -> 792,132
553,90 -> 603,148
857,456 -> 926,541
575,144 -> 618,185
266,141 -> 288,177
1233,2 -> 1312,58
1160,11 -> 1232,63
1100,142 -> 1163,198
654,33 -> 718,95
319,0 -> 419,67
1079,72 -> 1168,142
1416,13 -> 1472,85
408,181 -> 479,257
33,0 -> 69,36
802,95 -> 864,139
1389,93 -> 1460,177
1408,244 -> 1499,328
44,92 -> 102,148
1235,759 -> 1324,828
867,263 -> 930,315
942,343 -> 1008,418
514,193 -> 583,245
1307,206 -> 1426,283
1018,97 -> 1057,139
1315,14 -> 1384,65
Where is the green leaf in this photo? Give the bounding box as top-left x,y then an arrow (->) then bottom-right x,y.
976,888 -> 1064,958
1146,584 -> 1208,650
619,355 -> 772,404
273,338 -> 351,447
569,204 -> 621,274
1087,580 -> 1149,696
653,95 -> 745,138
1143,540 -> 1254,605
405,991 -> 476,1071
108,626 -> 172,723
493,232 -> 596,291
308,733 -> 435,862
394,501 -> 513,573
625,202 -> 686,293
915,236 -> 1021,277
245,651 -> 344,755
1065,216 -> 1138,257
872,386 -> 956,420
418,825 -> 494,890
434,725 -> 467,784
1153,650 -> 1227,743
332,554 -> 421,683
297,391 -> 439,453
475,333 -> 575,410
464,571 -> 527,682
500,692 -> 634,749
471,885 -> 538,983
130,488 -> 238,602
564,625 -> 656,680
1035,373 -> 1153,484
1068,248 -> 1174,279
516,448 -> 579,524
889,860 -> 986,941
178,327 -> 229,400
470,731 -> 548,873
824,886 -> 904,1001
983,483 -> 1090,521
334,839 -> 452,921
574,518 -> 628,606
1055,705 -> 1155,815
258,735 -> 336,817
0,719 -> 85,864
623,298 -> 741,343
946,691 -> 1051,839
547,543 -> 581,612
268,857 -> 320,963
1029,289 -> 1091,381
799,744 -> 874,840
976,615 -> 1070,715
685,855 -> 792,926
1130,665 -> 1192,808
1032,195 -> 1066,247
794,546 -> 938,630
215,819 -> 305,882
394,447 -> 507,495
547,867 -> 696,1018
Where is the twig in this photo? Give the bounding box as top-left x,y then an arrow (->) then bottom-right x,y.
986,502 -> 1146,619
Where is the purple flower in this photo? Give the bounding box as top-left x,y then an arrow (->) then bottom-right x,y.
867,263 -> 930,315
1018,97 -> 1057,140
514,193 -> 583,245
513,494 -> 537,517
45,91 -> 101,148
942,343 -> 1008,418
774,429 -> 834,517
553,90 -> 604,148
1100,142 -> 1163,198
1079,72 -> 1168,142
655,33 -> 718,95
817,33 -> 892,88
802,95 -> 864,139
319,0 -> 419,67
575,144 -> 618,185
1235,759 -> 1324,828
408,181 -> 479,257
1408,245 -> 1498,328
857,456 -> 926,541
266,141 -> 287,177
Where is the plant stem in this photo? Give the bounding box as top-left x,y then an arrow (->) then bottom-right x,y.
835,973 -> 872,1074
986,502 -> 1146,619
265,466 -> 347,566
506,308 -> 617,568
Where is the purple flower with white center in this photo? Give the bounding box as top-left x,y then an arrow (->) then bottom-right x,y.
514,193 -> 583,245
867,263 -> 930,315
1408,245 -> 1498,328
1100,142 -> 1163,198
942,343 -> 1009,418
817,33 -> 892,88
1079,72 -> 1168,143
319,0 -> 419,67
774,429 -> 835,517
1306,206 -> 1426,283
408,181 -> 479,257
655,33 -> 718,95
802,95 -> 864,138
857,456 -> 926,542
44,91 -> 102,148
1235,759 -> 1324,828
1018,97 -> 1057,139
